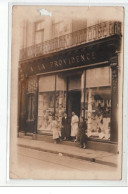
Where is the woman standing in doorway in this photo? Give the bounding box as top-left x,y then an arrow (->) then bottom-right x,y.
71,112 -> 79,142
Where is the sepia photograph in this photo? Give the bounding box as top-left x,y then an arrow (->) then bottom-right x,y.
9,5 -> 124,180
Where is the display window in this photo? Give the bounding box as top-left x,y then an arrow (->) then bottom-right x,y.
37,74 -> 66,132
38,74 -> 55,132
85,87 -> 111,140
38,92 -> 54,131
85,66 -> 111,140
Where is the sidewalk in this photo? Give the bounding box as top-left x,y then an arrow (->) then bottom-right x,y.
17,136 -> 118,168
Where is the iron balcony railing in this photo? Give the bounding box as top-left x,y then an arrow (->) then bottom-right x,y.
19,21 -> 121,61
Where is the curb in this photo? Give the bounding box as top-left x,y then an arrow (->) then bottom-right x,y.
18,143 -> 117,168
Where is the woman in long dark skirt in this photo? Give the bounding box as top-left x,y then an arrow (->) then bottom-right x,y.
78,117 -> 87,149
62,113 -> 70,140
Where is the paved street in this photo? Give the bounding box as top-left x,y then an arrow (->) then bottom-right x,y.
10,147 -> 119,180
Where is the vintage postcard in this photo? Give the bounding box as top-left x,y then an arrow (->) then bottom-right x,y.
10,5 -> 124,180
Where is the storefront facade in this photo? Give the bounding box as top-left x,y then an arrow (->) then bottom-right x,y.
18,21 -> 122,153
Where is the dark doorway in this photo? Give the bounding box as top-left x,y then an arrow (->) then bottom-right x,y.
67,90 -> 81,119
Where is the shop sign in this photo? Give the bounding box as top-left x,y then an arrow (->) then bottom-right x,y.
20,38 -> 118,77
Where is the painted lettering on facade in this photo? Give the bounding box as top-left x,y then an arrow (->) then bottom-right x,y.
20,38 -> 118,77
49,52 -> 96,69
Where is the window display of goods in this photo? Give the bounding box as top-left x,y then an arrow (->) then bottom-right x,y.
85,87 -> 111,140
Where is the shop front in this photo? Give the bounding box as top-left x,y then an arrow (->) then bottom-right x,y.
37,65 -> 111,141
19,22 -> 121,152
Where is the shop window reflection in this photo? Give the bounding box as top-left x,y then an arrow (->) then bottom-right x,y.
85,87 -> 111,140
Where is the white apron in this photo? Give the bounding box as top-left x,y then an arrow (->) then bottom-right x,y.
71,115 -> 79,136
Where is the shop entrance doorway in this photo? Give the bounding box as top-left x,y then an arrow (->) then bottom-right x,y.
67,90 -> 81,119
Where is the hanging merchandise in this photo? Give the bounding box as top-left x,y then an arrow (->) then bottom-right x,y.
101,100 -> 104,107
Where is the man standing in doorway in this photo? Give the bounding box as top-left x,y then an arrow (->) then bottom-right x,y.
71,112 -> 79,142
62,113 -> 70,141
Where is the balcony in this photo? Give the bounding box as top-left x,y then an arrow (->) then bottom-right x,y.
19,21 -> 121,61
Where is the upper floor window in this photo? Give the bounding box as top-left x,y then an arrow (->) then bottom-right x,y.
52,20 -> 71,38
52,21 -> 63,37
35,21 -> 44,44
